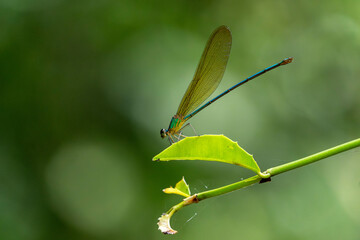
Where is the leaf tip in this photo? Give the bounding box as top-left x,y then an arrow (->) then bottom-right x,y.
162,187 -> 173,193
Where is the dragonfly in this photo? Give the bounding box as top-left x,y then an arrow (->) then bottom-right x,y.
160,25 -> 293,143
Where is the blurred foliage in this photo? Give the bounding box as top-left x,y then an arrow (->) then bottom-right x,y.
0,0 -> 359,239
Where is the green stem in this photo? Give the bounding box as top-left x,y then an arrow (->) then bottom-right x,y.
267,138 -> 360,176
197,175 -> 261,200
158,138 -> 360,234
198,138 -> 360,200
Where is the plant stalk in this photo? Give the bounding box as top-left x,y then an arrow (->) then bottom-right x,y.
197,138 -> 360,200
158,138 -> 360,234
267,138 -> 360,176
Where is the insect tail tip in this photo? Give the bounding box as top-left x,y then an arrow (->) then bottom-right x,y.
281,57 -> 294,65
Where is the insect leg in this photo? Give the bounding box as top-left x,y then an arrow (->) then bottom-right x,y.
179,123 -> 198,136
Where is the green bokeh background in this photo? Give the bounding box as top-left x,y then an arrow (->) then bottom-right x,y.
1,0 -> 359,239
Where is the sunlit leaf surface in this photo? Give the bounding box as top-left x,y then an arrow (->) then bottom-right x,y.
153,135 -> 261,174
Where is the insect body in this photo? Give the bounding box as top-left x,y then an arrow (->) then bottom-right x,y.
161,25 -> 292,143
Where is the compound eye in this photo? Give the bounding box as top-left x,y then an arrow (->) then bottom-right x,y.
160,129 -> 167,138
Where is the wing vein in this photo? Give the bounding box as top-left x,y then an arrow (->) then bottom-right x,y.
176,26 -> 232,117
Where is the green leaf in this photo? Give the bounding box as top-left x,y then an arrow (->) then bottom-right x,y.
153,135 -> 261,174
163,177 -> 191,197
